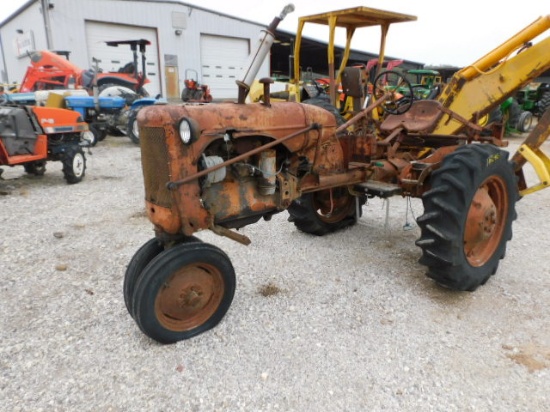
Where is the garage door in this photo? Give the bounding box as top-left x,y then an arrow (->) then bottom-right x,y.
200,35 -> 250,99
85,22 -> 160,96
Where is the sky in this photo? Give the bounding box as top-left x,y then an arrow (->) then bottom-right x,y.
1,0 -> 548,66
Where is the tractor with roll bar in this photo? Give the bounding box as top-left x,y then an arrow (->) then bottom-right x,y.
16,40 -> 158,145
124,5 -> 550,343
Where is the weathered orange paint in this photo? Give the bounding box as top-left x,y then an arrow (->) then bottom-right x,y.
138,102 -> 341,236
32,106 -> 88,130
145,200 -> 182,236
0,135 -> 48,165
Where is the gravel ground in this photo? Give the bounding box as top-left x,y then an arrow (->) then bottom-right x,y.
1,133 -> 549,411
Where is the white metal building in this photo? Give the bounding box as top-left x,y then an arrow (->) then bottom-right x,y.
0,0 -> 271,99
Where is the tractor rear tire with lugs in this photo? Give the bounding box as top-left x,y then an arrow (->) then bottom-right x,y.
538,91 -> 550,116
288,189 -> 363,236
416,144 -> 518,291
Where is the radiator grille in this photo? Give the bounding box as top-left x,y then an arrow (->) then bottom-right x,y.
140,127 -> 172,208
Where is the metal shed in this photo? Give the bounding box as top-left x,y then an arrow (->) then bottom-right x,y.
0,0 -> 428,100
0,0 -> 271,99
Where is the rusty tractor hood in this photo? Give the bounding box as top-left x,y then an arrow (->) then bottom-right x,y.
137,101 -> 341,236
138,101 -> 335,143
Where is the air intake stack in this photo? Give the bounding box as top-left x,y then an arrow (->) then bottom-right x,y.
236,4 -> 295,103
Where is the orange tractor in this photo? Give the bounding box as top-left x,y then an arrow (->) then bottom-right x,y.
181,69 -> 213,103
125,6 -> 550,343
19,39 -> 151,96
0,100 -> 91,183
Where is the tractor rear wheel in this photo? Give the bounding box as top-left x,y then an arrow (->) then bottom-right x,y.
538,91 -> 550,116
62,147 -> 86,184
132,242 -> 235,344
303,97 -> 346,126
288,188 -> 363,236
416,145 -> 518,291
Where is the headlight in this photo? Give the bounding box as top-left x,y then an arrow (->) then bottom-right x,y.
178,118 -> 197,144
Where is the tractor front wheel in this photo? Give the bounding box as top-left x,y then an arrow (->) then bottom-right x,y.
132,242 -> 235,344
127,109 -> 140,144
62,147 -> 86,184
288,188 -> 363,236
124,236 -> 202,318
89,123 -> 107,144
516,111 -> 533,133
24,161 -> 46,176
416,144 -> 518,291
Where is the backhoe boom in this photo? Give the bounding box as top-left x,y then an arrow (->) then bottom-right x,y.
434,15 -> 550,135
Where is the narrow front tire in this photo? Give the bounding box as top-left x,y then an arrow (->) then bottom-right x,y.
132,242 -> 236,344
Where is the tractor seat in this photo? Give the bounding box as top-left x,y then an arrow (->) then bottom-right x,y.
380,100 -> 444,134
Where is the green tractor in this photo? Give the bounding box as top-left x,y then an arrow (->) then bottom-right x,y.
406,69 -> 443,100
516,82 -> 550,115
499,82 -> 550,134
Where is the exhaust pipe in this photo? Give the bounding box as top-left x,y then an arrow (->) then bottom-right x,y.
236,3 -> 295,103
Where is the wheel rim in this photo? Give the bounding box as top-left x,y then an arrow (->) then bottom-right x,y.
154,263 -> 224,332
521,114 -> 532,132
312,188 -> 354,224
464,176 -> 508,267
131,118 -> 140,139
73,153 -> 85,177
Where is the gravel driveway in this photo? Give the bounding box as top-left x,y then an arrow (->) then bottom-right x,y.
1,134 -> 549,411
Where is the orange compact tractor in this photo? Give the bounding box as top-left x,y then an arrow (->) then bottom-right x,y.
0,100 -> 91,183
181,69 -> 213,103
125,6 -> 550,343
19,39 -> 151,96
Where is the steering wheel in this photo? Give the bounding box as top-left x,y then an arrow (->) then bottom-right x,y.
373,70 -> 413,115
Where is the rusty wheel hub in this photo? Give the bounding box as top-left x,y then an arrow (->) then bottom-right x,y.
464,177 -> 508,267
155,264 -> 224,331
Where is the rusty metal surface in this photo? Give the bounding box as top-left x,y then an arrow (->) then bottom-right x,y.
154,263 -> 225,332
463,176 -> 507,267
511,108 -> 550,170
140,126 -> 172,208
137,102 -> 342,236
167,124 -> 317,188
380,100 -> 444,134
398,146 -> 459,196
145,201 -> 182,235
201,178 -> 279,226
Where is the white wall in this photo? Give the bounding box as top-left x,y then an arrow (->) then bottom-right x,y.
0,2 -> 46,84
